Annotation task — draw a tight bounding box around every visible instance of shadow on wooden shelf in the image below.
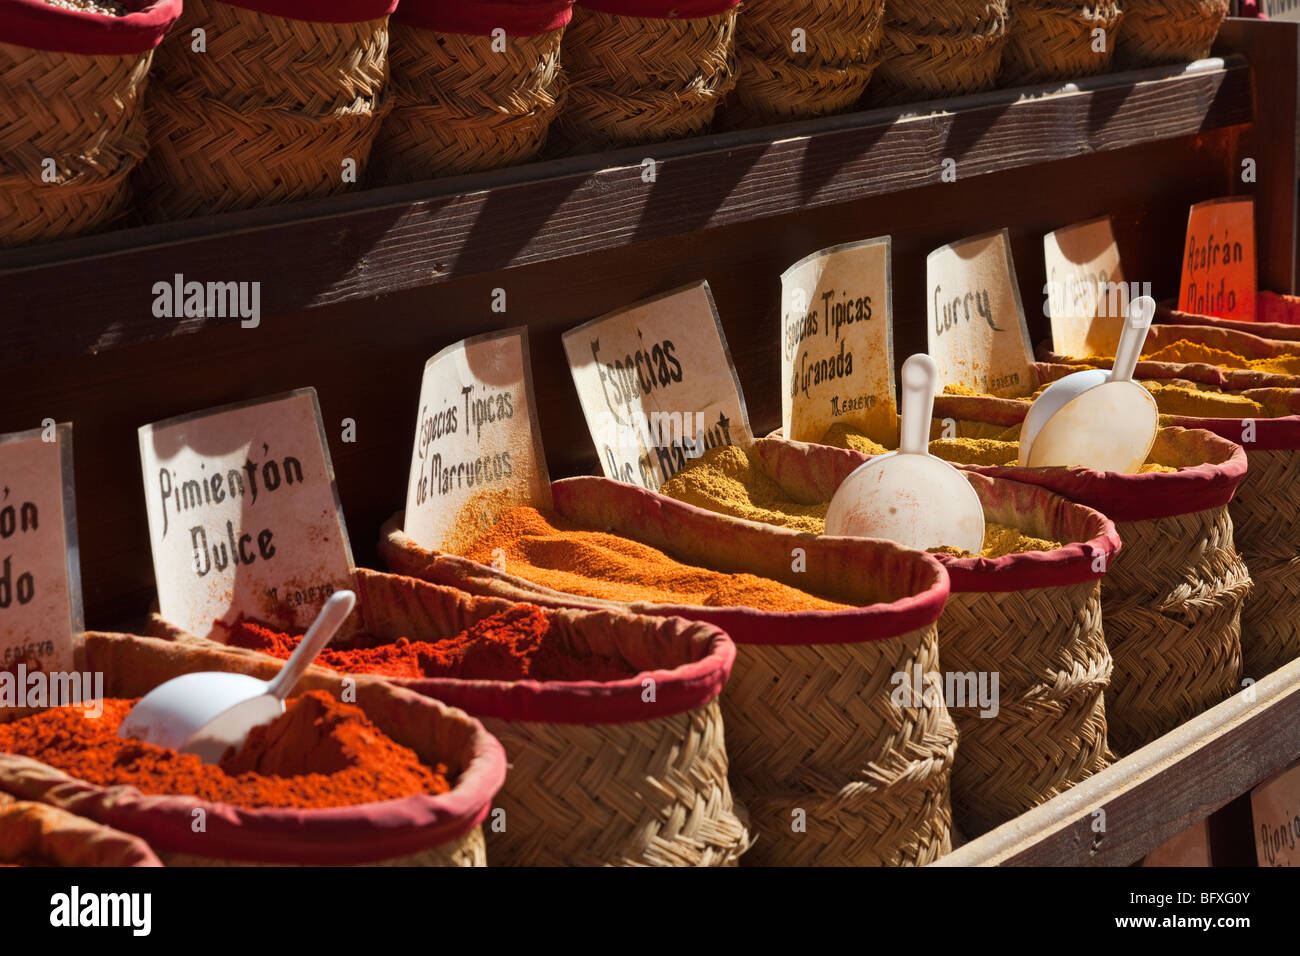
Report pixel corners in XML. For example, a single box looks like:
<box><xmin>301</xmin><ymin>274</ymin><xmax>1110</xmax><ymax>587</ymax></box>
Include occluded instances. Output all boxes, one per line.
<box><xmin>935</xmin><ymin>654</ymin><xmax>1300</xmax><ymax>867</ymax></box>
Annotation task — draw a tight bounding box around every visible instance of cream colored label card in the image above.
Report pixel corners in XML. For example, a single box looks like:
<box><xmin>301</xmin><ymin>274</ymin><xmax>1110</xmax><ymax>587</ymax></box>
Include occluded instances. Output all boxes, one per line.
<box><xmin>0</xmin><ymin>424</ymin><xmax>81</xmax><ymax>676</ymax></box>
<box><xmin>1253</xmin><ymin>761</ymin><xmax>1300</xmax><ymax>867</ymax></box>
<box><xmin>563</xmin><ymin>281</ymin><xmax>754</xmax><ymax>491</ymax></box>
<box><xmin>781</xmin><ymin>237</ymin><xmax>897</xmax><ymax>444</ymax></box>
<box><xmin>404</xmin><ymin>327</ymin><xmax>552</xmax><ymax>553</ymax></box>
<box><xmin>927</xmin><ymin>229</ymin><xmax>1036</xmax><ymax>397</ymax></box>
<box><xmin>1179</xmin><ymin>197</ymin><xmax>1257</xmax><ymax>321</ymax></box>
<box><xmin>1045</xmin><ymin>216</ymin><xmax>1127</xmax><ymax>358</ymax></box>
<box><xmin>139</xmin><ymin>389</ymin><xmax>353</xmax><ymax>639</ymax></box>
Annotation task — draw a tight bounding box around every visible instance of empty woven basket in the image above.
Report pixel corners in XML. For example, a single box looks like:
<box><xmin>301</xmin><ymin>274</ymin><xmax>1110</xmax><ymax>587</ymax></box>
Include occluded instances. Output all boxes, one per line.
<box><xmin>1002</xmin><ymin>1</ymin><xmax>1125</xmax><ymax>85</ymax></box>
<box><xmin>1115</xmin><ymin>0</ymin><xmax>1229</xmax><ymax>66</ymax></box>
<box><xmin>138</xmin><ymin>0</ymin><xmax>394</xmax><ymax>220</ymax></box>
<box><xmin>555</xmin><ymin>0</ymin><xmax>740</xmax><ymax>151</ymax></box>
<box><xmin>870</xmin><ymin>0</ymin><xmax>1009</xmax><ymax>104</ymax></box>
<box><xmin>371</xmin><ymin>1</ymin><xmax>572</xmax><ymax>182</ymax></box>
<box><xmin>725</xmin><ymin>0</ymin><xmax>887</xmax><ymax>126</ymax></box>
<box><xmin>0</xmin><ymin>0</ymin><xmax>181</xmax><ymax>247</ymax></box>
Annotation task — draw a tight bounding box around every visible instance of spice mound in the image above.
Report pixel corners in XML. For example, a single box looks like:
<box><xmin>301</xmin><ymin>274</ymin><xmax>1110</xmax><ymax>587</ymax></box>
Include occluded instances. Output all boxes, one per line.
<box><xmin>929</xmin><ymin>524</ymin><xmax>1062</xmax><ymax>559</ymax></box>
<box><xmin>460</xmin><ymin>505</ymin><xmax>850</xmax><ymax>611</ymax></box>
<box><xmin>1142</xmin><ymin>340</ymin><xmax>1300</xmax><ymax>376</ymax></box>
<box><xmin>659</xmin><ymin>444</ymin><xmax>1062</xmax><ymax>557</ymax></box>
<box><xmin>818</xmin><ymin>423</ymin><xmax>891</xmax><ymax>457</ymax></box>
<box><xmin>661</xmin><ymin>444</ymin><xmax>829</xmax><ymax>534</ymax></box>
<box><xmin>0</xmin><ymin>691</ymin><xmax>451</xmax><ymax>809</ymax></box>
<box><xmin>41</xmin><ymin>0</ymin><xmax>128</xmax><ymax>14</ymax></box>
<box><xmin>821</xmin><ymin>421</ymin><xmax>1174</xmax><ymax>474</ymax></box>
<box><xmin>220</xmin><ymin>605</ymin><xmax>635</xmax><ymax>682</ymax></box>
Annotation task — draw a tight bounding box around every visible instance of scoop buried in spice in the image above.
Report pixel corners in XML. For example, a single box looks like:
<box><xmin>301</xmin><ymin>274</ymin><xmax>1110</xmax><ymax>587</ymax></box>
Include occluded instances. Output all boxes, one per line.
<box><xmin>825</xmin><ymin>354</ymin><xmax>985</xmax><ymax>553</ymax></box>
<box><xmin>1019</xmin><ymin>295</ymin><xmax>1159</xmax><ymax>472</ymax></box>
<box><xmin>118</xmin><ymin>590</ymin><xmax>356</xmax><ymax>764</ymax></box>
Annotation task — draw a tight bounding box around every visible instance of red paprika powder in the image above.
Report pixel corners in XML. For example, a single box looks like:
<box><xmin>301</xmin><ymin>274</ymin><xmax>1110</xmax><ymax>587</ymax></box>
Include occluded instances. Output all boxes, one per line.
<box><xmin>219</xmin><ymin>603</ymin><xmax>635</xmax><ymax>682</ymax></box>
<box><xmin>0</xmin><ymin>691</ymin><xmax>450</xmax><ymax>810</ymax></box>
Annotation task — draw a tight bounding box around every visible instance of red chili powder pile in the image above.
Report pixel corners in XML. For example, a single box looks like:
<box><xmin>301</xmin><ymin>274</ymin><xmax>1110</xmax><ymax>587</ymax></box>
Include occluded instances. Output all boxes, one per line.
<box><xmin>0</xmin><ymin>691</ymin><xmax>450</xmax><ymax>810</ymax></box>
<box><xmin>219</xmin><ymin>604</ymin><xmax>635</xmax><ymax>682</ymax></box>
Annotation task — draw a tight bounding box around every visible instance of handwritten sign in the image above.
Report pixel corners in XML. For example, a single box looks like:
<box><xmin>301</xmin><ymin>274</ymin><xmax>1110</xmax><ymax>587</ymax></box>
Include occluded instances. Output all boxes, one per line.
<box><xmin>139</xmin><ymin>389</ymin><xmax>354</xmax><ymax>640</ymax></box>
<box><xmin>0</xmin><ymin>424</ymin><xmax>81</xmax><ymax>676</ymax></box>
<box><xmin>1260</xmin><ymin>0</ymin><xmax>1300</xmax><ymax>23</ymax></box>
<box><xmin>781</xmin><ymin>237</ymin><xmax>897</xmax><ymax>445</ymax></box>
<box><xmin>1044</xmin><ymin>216</ymin><xmax>1127</xmax><ymax>358</ymax></box>
<box><xmin>563</xmin><ymin>281</ymin><xmax>754</xmax><ymax>491</ymax></box>
<box><xmin>1253</xmin><ymin>761</ymin><xmax>1300</xmax><ymax>867</ymax></box>
<box><xmin>1179</xmin><ymin>197</ymin><xmax>1256</xmax><ymax>321</ymax></box>
<box><xmin>927</xmin><ymin>229</ymin><xmax>1035</xmax><ymax>397</ymax></box>
<box><xmin>404</xmin><ymin>327</ymin><xmax>552</xmax><ymax>553</ymax></box>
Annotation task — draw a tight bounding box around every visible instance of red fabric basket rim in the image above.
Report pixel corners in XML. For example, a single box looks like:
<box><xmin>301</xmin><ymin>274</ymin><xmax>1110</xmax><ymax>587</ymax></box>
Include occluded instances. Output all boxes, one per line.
<box><xmin>576</xmin><ymin>0</ymin><xmax>741</xmax><ymax>18</ymax></box>
<box><xmin>350</xmin><ymin>569</ymin><xmax>738</xmax><ymax>724</ymax></box>
<box><xmin>395</xmin><ymin>0</ymin><xmax>574</xmax><ymax>35</ymax></box>
<box><xmin>0</xmin><ymin>0</ymin><xmax>182</xmax><ymax>54</ymax></box>
<box><xmin>381</xmin><ymin>510</ymin><xmax>950</xmax><ymax>647</ymax></box>
<box><xmin>204</xmin><ymin>0</ymin><xmax>398</xmax><ymax>24</ymax></box>
<box><xmin>0</xmin><ymin>674</ymin><xmax>506</xmax><ymax>865</ymax></box>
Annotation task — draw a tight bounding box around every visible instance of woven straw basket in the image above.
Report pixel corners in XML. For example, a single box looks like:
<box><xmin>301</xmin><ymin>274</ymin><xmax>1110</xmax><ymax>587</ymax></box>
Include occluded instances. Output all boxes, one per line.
<box><xmin>0</xmin><ymin>0</ymin><xmax>181</xmax><ymax>247</ymax></box>
<box><xmin>928</xmin><ymin>391</ymin><xmax>1251</xmax><ymax>755</ymax></box>
<box><xmin>1115</xmin><ymin>0</ymin><xmax>1229</xmax><ymax>66</ymax></box>
<box><xmin>870</xmin><ymin>0</ymin><xmax>1009</xmax><ymax>104</ymax></box>
<box><xmin>139</xmin><ymin>0</ymin><xmax>393</xmax><ymax>219</ymax></box>
<box><xmin>724</xmin><ymin>0</ymin><xmax>886</xmax><ymax>126</ymax></box>
<box><xmin>380</xmin><ymin>479</ymin><xmax>956</xmax><ymax>866</ymax></box>
<box><xmin>555</xmin><ymin>0</ymin><xmax>740</xmax><ymax>151</ymax></box>
<box><xmin>371</xmin><ymin>1</ymin><xmax>572</xmax><ymax>182</ymax></box>
<box><xmin>1044</xmin><ymin>345</ymin><xmax>1300</xmax><ymax>680</ymax></box>
<box><xmin>0</xmin><ymin>630</ymin><xmax>504</xmax><ymax>866</ymax></box>
<box><xmin>1001</xmin><ymin>1</ymin><xmax>1124</xmax><ymax>85</ymax></box>
<box><xmin>157</xmin><ymin>568</ymin><xmax>751</xmax><ymax>867</ymax></box>
<box><xmin>0</xmin><ymin>797</ymin><xmax>162</xmax><ymax>866</ymax></box>
<box><xmin>747</xmin><ymin>437</ymin><xmax>1121</xmax><ymax>834</ymax></box>
<box><xmin>1144</xmin><ymin>302</ymin><xmax>1300</xmax><ymax>676</ymax></box>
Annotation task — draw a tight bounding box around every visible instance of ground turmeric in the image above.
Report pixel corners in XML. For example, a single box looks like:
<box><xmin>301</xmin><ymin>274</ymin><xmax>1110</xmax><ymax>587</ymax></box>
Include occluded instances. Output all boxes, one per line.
<box><xmin>660</xmin><ymin>445</ymin><xmax>1061</xmax><ymax>557</ymax></box>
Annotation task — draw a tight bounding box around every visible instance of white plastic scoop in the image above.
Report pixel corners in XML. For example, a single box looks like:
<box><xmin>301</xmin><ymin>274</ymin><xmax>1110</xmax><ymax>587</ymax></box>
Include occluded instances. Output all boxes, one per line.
<box><xmin>825</xmin><ymin>354</ymin><xmax>985</xmax><ymax>553</ymax></box>
<box><xmin>118</xmin><ymin>589</ymin><xmax>357</xmax><ymax>764</ymax></box>
<box><xmin>1018</xmin><ymin>295</ymin><xmax>1159</xmax><ymax>472</ymax></box>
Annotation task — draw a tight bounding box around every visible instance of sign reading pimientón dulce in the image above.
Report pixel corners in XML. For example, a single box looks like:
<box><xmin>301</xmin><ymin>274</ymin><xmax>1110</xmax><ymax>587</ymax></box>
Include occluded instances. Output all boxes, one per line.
<box><xmin>139</xmin><ymin>389</ymin><xmax>353</xmax><ymax>639</ymax></box>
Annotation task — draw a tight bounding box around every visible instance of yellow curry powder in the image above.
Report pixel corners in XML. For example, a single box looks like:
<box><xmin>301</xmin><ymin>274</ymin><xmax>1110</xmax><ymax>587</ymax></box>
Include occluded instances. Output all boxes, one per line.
<box><xmin>819</xmin><ymin>423</ymin><xmax>1175</xmax><ymax>474</ymax></box>
<box><xmin>929</xmin><ymin>522</ymin><xmax>1061</xmax><ymax>559</ymax></box>
<box><xmin>818</xmin><ymin>422</ymin><xmax>890</xmax><ymax>458</ymax></box>
<box><xmin>660</xmin><ymin>445</ymin><xmax>1062</xmax><ymax>557</ymax></box>
<box><xmin>1143</xmin><ymin>340</ymin><xmax>1300</xmax><ymax>376</ymax></box>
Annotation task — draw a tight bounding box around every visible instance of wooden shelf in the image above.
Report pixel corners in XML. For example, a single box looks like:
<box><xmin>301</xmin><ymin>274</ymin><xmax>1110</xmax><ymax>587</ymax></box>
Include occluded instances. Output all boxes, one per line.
<box><xmin>936</xmin><ymin>656</ymin><xmax>1300</xmax><ymax>866</ymax></box>
<box><xmin>0</xmin><ymin>54</ymin><xmax>1257</xmax><ymax>370</ymax></box>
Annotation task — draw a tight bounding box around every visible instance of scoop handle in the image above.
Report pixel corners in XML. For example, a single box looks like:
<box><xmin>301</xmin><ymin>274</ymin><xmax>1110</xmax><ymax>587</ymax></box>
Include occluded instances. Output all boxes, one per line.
<box><xmin>265</xmin><ymin>589</ymin><xmax>357</xmax><ymax>701</ymax></box>
<box><xmin>1112</xmin><ymin>295</ymin><xmax>1155</xmax><ymax>383</ymax></box>
<box><xmin>899</xmin><ymin>354</ymin><xmax>938</xmax><ymax>455</ymax></box>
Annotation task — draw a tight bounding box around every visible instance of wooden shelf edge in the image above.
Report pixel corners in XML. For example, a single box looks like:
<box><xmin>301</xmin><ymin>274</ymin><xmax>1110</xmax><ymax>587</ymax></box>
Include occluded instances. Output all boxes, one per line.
<box><xmin>0</xmin><ymin>57</ymin><xmax>1252</xmax><ymax>369</ymax></box>
<box><xmin>934</xmin><ymin>655</ymin><xmax>1300</xmax><ymax>867</ymax></box>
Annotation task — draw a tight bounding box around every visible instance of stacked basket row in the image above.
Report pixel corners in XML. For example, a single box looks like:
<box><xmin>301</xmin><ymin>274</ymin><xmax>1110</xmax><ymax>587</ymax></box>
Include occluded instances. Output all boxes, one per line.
<box><xmin>0</xmin><ymin>0</ymin><xmax>1232</xmax><ymax>245</ymax></box>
